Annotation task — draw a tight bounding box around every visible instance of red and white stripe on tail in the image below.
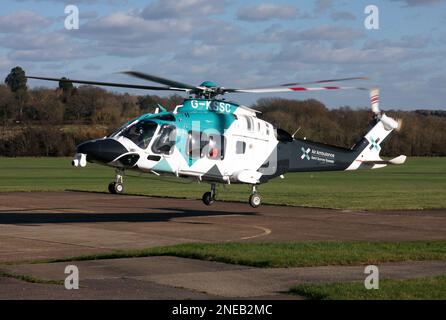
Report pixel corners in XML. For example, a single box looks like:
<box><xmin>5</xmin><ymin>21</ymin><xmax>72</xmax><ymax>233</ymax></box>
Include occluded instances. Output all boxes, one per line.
<box><xmin>370</xmin><ymin>88</ymin><xmax>380</xmax><ymax>115</ymax></box>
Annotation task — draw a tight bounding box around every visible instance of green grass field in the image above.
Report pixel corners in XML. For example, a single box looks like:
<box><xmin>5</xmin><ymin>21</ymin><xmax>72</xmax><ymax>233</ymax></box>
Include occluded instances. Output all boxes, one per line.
<box><xmin>39</xmin><ymin>241</ymin><xmax>446</xmax><ymax>300</ymax></box>
<box><xmin>34</xmin><ymin>241</ymin><xmax>446</xmax><ymax>268</ymax></box>
<box><xmin>4</xmin><ymin>241</ymin><xmax>446</xmax><ymax>299</ymax></box>
<box><xmin>0</xmin><ymin>157</ymin><xmax>445</xmax><ymax>210</ymax></box>
<box><xmin>289</xmin><ymin>276</ymin><xmax>446</xmax><ymax>300</ymax></box>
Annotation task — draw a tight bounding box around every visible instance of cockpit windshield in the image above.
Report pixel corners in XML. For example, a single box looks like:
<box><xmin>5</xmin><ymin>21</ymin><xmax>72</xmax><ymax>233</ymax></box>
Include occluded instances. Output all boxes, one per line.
<box><xmin>121</xmin><ymin>120</ymin><xmax>158</xmax><ymax>149</ymax></box>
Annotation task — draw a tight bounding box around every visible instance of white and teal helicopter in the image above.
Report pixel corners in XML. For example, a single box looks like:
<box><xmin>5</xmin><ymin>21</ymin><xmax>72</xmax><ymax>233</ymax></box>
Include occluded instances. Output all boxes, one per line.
<box><xmin>28</xmin><ymin>72</ymin><xmax>406</xmax><ymax>208</ymax></box>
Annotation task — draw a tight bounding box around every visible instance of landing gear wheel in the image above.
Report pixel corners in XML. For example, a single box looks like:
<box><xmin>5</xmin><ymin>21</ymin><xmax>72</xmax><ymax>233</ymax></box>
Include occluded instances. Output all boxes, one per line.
<box><xmin>202</xmin><ymin>192</ymin><xmax>214</xmax><ymax>206</ymax></box>
<box><xmin>108</xmin><ymin>182</ymin><xmax>116</xmax><ymax>194</ymax></box>
<box><xmin>249</xmin><ymin>193</ymin><xmax>262</xmax><ymax>208</ymax></box>
<box><xmin>108</xmin><ymin>182</ymin><xmax>124</xmax><ymax>194</ymax></box>
<box><xmin>114</xmin><ymin>183</ymin><xmax>124</xmax><ymax>194</ymax></box>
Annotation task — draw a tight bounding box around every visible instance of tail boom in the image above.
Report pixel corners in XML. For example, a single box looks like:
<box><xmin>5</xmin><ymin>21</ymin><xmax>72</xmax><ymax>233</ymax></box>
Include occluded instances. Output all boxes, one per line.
<box><xmin>260</xmin><ymin>111</ymin><xmax>405</xmax><ymax>180</ymax></box>
<box><xmin>258</xmin><ymin>88</ymin><xmax>406</xmax><ymax>182</ymax></box>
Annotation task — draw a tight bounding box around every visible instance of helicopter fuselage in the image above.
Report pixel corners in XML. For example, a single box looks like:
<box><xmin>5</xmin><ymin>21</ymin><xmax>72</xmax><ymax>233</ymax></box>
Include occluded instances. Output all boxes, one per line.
<box><xmin>75</xmin><ymin>98</ymin><xmax>280</xmax><ymax>185</ymax></box>
<box><xmin>74</xmin><ymin>96</ymin><xmax>403</xmax><ymax>191</ymax></box>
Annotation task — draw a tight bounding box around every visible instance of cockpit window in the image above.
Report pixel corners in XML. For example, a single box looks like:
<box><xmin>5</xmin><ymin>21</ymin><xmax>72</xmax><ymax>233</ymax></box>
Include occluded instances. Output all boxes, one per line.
<box><xmin>152</xmin><ymin>124</ymin><xmax>176</xmax><ymax>155</ymax></box>
<box><xmin>108</xmin><ymin>121</ymin><xmax>134</xmax><ymax>138</ymax></box>
<box><xmin>121</xmin><ymin>120</ymin><xmax>158</xmax><ymax>149</ymax></box>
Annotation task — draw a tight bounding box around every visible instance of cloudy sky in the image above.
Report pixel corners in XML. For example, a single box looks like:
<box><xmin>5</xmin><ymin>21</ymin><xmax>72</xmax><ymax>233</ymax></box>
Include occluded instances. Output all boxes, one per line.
<box><xmin>0</xmin><ymin>0</ymin><xmax>445</xmax><ymax>109</ymax></box>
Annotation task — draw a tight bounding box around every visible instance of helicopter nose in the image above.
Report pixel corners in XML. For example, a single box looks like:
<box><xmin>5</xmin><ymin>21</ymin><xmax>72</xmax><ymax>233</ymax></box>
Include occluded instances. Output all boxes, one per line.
<box><xmin>76</xmin><ymin>139</ymin><xmax>128</xmax><ymax>164</ymax></box>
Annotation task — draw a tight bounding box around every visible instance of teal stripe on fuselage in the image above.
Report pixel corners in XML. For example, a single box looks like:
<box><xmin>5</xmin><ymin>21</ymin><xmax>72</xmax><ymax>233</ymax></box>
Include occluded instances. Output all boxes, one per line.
<box><xmin>176</xmin><ymin>99</ymin><xmax>238</xmax><ymax>166</ymax></box>
<box><xmin>175</xmin><ymin>112</ymin><xmax>236</xmax><ymax>166</ymax></box>
<box><xmin>136</xmin><ymin>99</ymin><xmax>238</xmax><ymax>167</ymax></box>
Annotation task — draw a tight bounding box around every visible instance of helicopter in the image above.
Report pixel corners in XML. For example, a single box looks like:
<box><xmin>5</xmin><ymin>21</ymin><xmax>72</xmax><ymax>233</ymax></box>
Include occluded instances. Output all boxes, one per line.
<box><xmin>27</xmin><ymin>72</ymin><xmax>406</xmax><ymax>208</ymax></box>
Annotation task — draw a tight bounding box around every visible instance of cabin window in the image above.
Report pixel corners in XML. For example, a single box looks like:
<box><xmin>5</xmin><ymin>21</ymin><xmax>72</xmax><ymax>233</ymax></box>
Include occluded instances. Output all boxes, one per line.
<box><xmin>186</xmin><ymin>131</ymin><xmax>203</xmax><ymax>158</ymax></box>
<box><xmin>152</xmin><ymin>124</ymin><xmax>176</xmax><ymax>154</ymax></box>
<box><xmin>202</xmin><ymin>133</ymin><xmax>225</xmax><ymax>159</ymax></box>
<box><xmin>236</xmin><ymin>141</ymin><xmax>246</xmax><ymax>154</ymax></box>
<box><xmin>187</xmin><ymin>131</ymin><xmax>225</xmax><ymax>159</ymax></box>
<box><xmin>266</xmin><ymin>123</ymin><xmax>270</xmax><ymax>136</ymax></box>
<box><xmin>242</xmin><ymin>116</ymin><xmax>254</xmax><ymax>131</ymax></box>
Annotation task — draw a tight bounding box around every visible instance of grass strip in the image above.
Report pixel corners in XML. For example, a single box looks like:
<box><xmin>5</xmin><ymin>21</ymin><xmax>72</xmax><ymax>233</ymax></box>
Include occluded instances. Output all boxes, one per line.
<box><xmin>0</xmin><ymin>270</ymin><xmax>63</xmax><ymax>285</ymax></box>
<box><xmin>289</xmin><ymin>275</ymin><xmax>446</xmax><ymax>300</ymax></box>
<box><xmin>25</xmin><ymin>241</ymin><xmax>446</xmax><ymax>268</ymax></box>
<box><xmin>1</xmin><ymin>157</ymin><xmax>446</xmax><ymax>210</ymax></box>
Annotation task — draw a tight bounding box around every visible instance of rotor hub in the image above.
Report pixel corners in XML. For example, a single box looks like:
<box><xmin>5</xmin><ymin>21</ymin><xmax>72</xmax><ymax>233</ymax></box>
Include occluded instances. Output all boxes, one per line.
<box><xmin>199</xmin><ymin>81</ymin><xmax>218</xmax><ymax>88</ymax></box>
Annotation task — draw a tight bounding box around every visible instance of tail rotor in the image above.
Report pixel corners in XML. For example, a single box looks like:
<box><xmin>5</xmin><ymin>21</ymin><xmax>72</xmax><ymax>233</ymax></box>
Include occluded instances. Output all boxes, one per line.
<box><xmin>369</xmin><ymin>88</ymin><xmax>381</xmax><ymax>116</ymax></box>
<box><xmin>369</xmin><ymin>88</ymin><xmax>402</xmax><ymax>131</ymax></box>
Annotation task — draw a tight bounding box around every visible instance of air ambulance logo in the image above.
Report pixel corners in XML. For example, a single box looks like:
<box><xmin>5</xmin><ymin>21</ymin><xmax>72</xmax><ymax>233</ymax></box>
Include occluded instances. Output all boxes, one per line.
<box><xmin>368</xmin><ymin>136</ymin><xmax>381</xmax><ymax>151</ymax></box>
<box><xmin>301</xmin><ymin>147</ymin><xmax>311</xmax><ymax>160</ymax></box>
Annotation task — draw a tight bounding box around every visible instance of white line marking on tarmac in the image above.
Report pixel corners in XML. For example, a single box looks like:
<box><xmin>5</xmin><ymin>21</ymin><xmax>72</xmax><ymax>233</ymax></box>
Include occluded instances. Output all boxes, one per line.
<box><xmin>240</xmin><ymin>226</ymin><xmax>272</xmax><ymax>240</ymax></box>
<box><xmin>171</xmin><ymin>217</ymin><xmax>272</xmax><ymax>242</ymax></box>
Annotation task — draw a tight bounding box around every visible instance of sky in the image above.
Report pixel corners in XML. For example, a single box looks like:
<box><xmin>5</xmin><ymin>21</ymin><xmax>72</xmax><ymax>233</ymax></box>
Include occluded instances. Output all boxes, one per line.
<box><xmin>0</xmin><ymin>0</ymin><xmax>445</xmax><ymax>110</ymax></box>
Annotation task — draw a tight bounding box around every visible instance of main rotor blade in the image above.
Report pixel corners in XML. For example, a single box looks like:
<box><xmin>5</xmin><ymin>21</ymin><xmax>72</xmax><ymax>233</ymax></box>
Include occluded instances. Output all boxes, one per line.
<box><xmin>122</xmin><ymin>71</ymin><xmax>197</xmax><ymax>90</ymax></box>
<box><xmin>26</xmin><ymin>76</ymin><xmax>189</xmax><ymax>92</ymax></box>
<box><xmin>231</xmin><ymin>86</ymin><xmax>369</xmax><ymax>94</ymax></box>
<box><xmin>224</xmin><ymin>76</ymin><xmax>368</xmax><ymax>92</ymax></box>
<box><xmin>279</xmin><ymin>76</ymin><xmax>368</xmax><ymax>87</ymax></box>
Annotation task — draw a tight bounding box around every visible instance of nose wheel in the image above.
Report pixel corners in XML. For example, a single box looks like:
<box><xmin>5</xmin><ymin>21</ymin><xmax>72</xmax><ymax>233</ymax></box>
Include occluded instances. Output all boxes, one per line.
<box><xmin>108</xmin><ymin>169</ymin><xmax>124</xmax><ymax>194</ymax></box>
<box><xmin>202</xmin><ymin>183</ymin><xmax>216</xmax><ymax>206</ymax></box>
<box><xmin>249</xmin><ymin>193</ymin><xmax>262</xmax><ymax>208</ymax></box>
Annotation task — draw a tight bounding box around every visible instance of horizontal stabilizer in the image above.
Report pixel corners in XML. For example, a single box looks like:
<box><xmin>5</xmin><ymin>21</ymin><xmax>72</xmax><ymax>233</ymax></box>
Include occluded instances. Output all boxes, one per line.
<box><xmin>362</xmin><ymin>155</ymin><xmax>407</xmax><ymax>165</ymax></box>
<box><xmin>389</xmin><ymin>155</ymin><xmax>407</xmax><ymax>165</ymax></box>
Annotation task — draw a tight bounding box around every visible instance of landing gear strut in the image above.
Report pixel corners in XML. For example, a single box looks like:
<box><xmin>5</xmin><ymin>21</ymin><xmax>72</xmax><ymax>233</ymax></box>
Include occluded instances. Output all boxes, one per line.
<box><xmin>249</xmin><ymin>185</ymin><xmax>262</xmax><ymax>208</ymax></box>
<box><xmin>200</xmin><ymin>183</ymin><xmax>262</xmax><ymax>207</ymax></box>
<box><xmin>108</xmin><ymin>169</ymin><xmax>124</xmax><ymax>194</ymax></box>
<box><xmin>202</xmin><ymin>183</ymin><xmax>216</xmax><ymax>206</ymax></box>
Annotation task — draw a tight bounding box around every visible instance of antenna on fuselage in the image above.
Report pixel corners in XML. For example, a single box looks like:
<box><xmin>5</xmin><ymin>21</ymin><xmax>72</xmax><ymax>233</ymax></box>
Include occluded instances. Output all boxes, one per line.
<box><xmin>291</xmin><ymin>127</ymin><xmax>301</xmax><ymax>139</ymax></box>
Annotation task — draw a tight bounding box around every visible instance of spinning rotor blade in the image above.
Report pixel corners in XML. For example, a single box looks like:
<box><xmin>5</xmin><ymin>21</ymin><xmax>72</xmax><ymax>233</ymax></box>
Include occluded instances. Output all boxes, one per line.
<box><xmin>369</xmin><ymin>88</ymin><xmax>381</xmax><ymax>115</ymax></box>
<box><xmin>28</xmin><ymin>73</ymin><xmax>371</xmax><ymax>97</ymax></box>
<box><xmin>225</xmin><ymin>76</ymin><xmax>368</xmax><ymax>93</ymax></box>
<box><xmin>121</xmin><ymin>71</ymin><xmax>197</xmax><ymax>90</ymax></box>
<box><xmin>279</xmin><ymin>76</ymin><xmax>368</xmax><ymax>87</ymax></box>
<box><xmin>231</xmin><ymin>86</ymin><xmax>368</xmax><ymax>94</ymax></box>
<box><xmin>26</xmin><ymin>76</ymin><xmax>189</xmax><ymax>92</ymax></box>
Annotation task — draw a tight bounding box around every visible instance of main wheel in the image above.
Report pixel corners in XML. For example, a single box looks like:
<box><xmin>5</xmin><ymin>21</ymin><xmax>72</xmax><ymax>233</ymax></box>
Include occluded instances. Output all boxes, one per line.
<box><xmin>202</xmin><ymin>192</ymin><xmax>214</xmax><ymax>206</ymax></box>
<box><xmin>249</xmin><ymin>193</ymin><xmax>261</xmax><ymax>208</ymax></box>
<box><xmin>108</xmin><ymin>182</ymin><xmax>116</xmax><ymax>194</ymax></box>
<box><xmin>114</xmin><ymin>183</ymin><xmax>124</xmax><ymax>194</ymax></box>
<box><xmin>108</xmin><ymin>182</ymin><xmax>124</xmax><ymax>194</ymax></box>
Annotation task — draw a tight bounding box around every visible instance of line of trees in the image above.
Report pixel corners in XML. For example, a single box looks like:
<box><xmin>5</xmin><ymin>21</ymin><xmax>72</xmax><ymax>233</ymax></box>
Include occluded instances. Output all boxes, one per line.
<box><xmin>1</xmin><ymin>66</ymin><xmax>445</xmax><ymax>157</ymax></box>
<box><xmin>256</xmin><ymin>98</ymin><xmax>446</xmax><ymax>157</ymax></box>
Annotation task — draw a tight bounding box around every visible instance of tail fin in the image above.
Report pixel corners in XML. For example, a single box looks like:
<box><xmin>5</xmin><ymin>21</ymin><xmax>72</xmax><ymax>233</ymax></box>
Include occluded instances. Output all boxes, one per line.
<box><xmin>346</xmin><ymin>88</ymin><xmax>405</xmax><ymax>170</ymax></box>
